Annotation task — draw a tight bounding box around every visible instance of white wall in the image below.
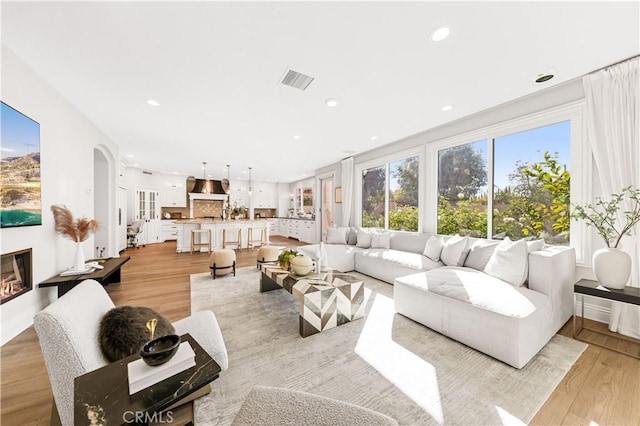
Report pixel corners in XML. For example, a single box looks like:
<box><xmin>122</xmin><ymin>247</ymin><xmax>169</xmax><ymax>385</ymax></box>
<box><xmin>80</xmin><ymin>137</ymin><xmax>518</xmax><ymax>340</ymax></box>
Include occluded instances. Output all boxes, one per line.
<box><xmin>1</xmin><ymin>46</ymin><xmax>119</xmax><ymax>345</ymax></box>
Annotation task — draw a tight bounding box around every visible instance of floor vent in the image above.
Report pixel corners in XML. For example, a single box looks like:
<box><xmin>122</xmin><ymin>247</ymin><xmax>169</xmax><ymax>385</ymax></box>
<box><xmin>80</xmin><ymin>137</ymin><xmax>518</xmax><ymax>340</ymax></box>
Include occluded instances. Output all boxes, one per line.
<box><xmin>280</xmin><ymin>69</ymin><xmax>314</xmax><ymax>91</ymax></box>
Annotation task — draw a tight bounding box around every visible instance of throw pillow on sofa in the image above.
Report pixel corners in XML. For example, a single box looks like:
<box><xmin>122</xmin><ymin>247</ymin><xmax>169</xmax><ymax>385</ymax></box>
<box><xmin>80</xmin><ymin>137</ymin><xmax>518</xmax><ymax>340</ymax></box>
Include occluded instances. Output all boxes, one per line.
<box><xmin>326</xmin><ymin>227</ymin><xmax>348</xmax><ymax>244</ymax></box>
<box><xmin>526</xmin><ymin>239</ymin><xmax>545</xmax><ymax>253</ymax></box>
<box><xmin>464</xmin><ymin>240</ymin><xmax>500</xmax><ymax>271</ymax></box>
<box><xmin>423</xmin><ymin>235</ymin><xmax>444</xmax><ymax>262</ymax></box>
<box><xmin>483</xmin><ymin>237</ymin><xmax>528</xmax><ymax>286</ymax></box>
<box><xmin>99</xmin><ymin>306</ymin><xmax>175</xmax><ymax>362</ymax></box>
<box><xmin>347</xmin><ymin>227</ymin><xmax>358</xmax><ymax>245</ymax></box>
<box><xmin>440</xmin><ymin>235</ymin><xmax>469</xmax><ymax>266</ymax></box>
<box><xmin>371</xmin><ymin>231</ymin><xmax>391</xmax><ymax>249</ymax></box>
<box><xmin>356</xmin><ymin>227</ymin><xmax>373</xmax><ymax>248</ymax></box>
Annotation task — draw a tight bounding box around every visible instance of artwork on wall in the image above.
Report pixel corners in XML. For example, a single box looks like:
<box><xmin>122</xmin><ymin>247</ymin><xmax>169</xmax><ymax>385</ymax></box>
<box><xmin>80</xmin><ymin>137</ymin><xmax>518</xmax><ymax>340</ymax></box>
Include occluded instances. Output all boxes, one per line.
<box><xmin>1</xmin><ymin>102</ymin><xmax>41</xmax><ymax>228</ymax></box>
<box><xmin>335</xmin><ymin>187</ymin><xmax>342</xmax><ymax>203</ymax></box>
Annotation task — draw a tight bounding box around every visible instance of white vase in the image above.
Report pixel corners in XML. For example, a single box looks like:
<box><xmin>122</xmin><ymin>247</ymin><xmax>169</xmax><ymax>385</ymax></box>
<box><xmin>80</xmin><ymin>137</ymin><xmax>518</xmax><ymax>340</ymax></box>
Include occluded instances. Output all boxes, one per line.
<box><xmin>74</xmin><ymin>242</ymin><xmax>86</xmax><ymax>271</ymax></box>
<box><xmin>592</xmin><ymin>247</ymin><xmax>631</xmax><ymax>289</ymax></box>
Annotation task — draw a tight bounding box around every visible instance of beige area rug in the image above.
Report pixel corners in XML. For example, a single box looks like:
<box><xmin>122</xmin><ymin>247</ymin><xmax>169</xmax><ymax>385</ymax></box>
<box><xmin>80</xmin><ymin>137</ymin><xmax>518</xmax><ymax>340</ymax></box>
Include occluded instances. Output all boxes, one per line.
<box><xmin>190</xmin><ymin>267</ymin><xmax>586</xmax><ymax>425</ymax></box>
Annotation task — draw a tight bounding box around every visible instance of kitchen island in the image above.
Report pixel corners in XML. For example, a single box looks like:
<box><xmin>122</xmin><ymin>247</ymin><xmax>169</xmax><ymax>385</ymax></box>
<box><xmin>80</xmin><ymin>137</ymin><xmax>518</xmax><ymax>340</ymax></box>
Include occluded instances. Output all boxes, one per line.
<box><xmin>174</xmin><ymin>219</ymin><xmax>269</xmax><ymax>253</ymax></box>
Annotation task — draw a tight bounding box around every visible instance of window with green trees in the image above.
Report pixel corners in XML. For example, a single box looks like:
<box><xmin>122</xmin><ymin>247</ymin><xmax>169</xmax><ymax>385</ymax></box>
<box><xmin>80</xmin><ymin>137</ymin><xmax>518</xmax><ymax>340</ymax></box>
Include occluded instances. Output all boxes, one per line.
<box><xmin>362</xmin><ymin>155</ymin><xmax>419</xmax><ymax>231</ymax></box>
<box><xmin>437</xmin><ymin>120</ymin><xmax>571</xmax><ymax>244</ymax></box>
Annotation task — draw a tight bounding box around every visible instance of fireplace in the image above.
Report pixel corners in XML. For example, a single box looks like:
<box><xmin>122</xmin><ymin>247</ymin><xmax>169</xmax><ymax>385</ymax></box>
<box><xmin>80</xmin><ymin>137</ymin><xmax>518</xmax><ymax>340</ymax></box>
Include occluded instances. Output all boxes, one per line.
<box><xmin>1</xmin><ymin>248</ymin><xmax>32</xmax><ymax>304</ymax></box>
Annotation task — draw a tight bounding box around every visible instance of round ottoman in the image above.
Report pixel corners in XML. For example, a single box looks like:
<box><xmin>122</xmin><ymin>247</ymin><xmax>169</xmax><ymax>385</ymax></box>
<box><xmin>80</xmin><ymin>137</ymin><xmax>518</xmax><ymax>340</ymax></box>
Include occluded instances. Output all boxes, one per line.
<box><xmin>209</xmin><ymin>249</ymin><xmax>236</xmax><ymax>279</ymax></box>
<box><xmin>256</xmin><ymin>246</ymin><xmax>280</xmax><ymax>269</ymax></box>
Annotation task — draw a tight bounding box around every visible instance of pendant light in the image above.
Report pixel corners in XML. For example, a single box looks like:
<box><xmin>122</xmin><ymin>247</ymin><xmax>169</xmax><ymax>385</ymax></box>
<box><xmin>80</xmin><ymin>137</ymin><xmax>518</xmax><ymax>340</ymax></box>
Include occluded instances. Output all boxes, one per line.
<box><xmin>222</xmin><ymin>165</ymin><xmax>231</xmax><ymax>194</ymax></box>
<box><xmin>248</xmin><ymin>167</ymin><xmax>252</xmax><ymax>196</ymax></box>
<box><xmin>201</xmin><ymin>161</ymin><xmax>209</xmax><ymax>193</ymax></box>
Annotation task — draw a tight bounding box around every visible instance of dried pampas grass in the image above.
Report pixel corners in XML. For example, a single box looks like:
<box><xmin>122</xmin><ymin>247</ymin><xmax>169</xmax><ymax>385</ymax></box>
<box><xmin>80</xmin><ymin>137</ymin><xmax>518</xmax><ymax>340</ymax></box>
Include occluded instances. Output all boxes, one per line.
<box><xmin>51</xmin><ymin>205</ymin><xmax>99</xmax><ymax>242</ymax></box>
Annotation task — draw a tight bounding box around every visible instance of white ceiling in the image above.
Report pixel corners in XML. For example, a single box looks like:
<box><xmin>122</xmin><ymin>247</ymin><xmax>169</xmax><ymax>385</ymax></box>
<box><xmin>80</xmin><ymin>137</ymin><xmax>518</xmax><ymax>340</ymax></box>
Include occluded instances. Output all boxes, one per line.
<box><xmin>2</xmin><ymin>1</ymin><xmax>638</xmax><ymax>182</ymax></box>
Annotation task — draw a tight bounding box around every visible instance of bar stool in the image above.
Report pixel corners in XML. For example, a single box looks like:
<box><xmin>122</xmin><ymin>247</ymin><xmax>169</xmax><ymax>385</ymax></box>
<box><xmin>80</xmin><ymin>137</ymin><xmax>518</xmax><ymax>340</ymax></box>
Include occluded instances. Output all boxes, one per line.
<box><xmin>222</xmin><ymin>226</ymin><xmax>242</xmax><ymax>249</ymax></box>
<box><xmin>190</xmin><ymin>229</ymin><xmax>212</xmax><ymax>254</ymax></box>
<box><xmin>248</xmin><ymin>224</ymin><xmax>266</xmax><ymax>249</ymax></box>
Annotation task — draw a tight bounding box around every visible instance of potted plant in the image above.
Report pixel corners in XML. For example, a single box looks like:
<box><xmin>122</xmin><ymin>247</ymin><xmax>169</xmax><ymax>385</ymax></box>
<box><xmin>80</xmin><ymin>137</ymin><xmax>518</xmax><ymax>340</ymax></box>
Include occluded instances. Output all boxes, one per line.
<box><xmin>277</xmin><ymin>249</ymin><xmax>298</xmax><ymax>271</ymax></box>
<box><xmin>572</xmin><ymin>186</ymin><xmax>640</xmax><ymax>289</ymax></box>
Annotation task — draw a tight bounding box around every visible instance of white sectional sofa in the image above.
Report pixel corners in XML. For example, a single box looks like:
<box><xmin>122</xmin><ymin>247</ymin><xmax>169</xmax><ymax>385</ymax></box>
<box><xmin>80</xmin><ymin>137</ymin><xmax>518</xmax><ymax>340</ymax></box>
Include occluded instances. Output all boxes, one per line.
<box><xmin>298</xmin><ymin>228</ymin><xmax>575</xmax><ymax>369</ymax></box>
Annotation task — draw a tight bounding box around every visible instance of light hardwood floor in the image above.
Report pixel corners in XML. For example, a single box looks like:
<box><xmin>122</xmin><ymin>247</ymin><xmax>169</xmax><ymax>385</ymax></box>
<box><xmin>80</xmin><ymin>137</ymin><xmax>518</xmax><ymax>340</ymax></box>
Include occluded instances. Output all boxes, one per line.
<box><xmin>1</xmin><ymin>237</ymin><xmax>639</xmax><ymax>425</ymax></box>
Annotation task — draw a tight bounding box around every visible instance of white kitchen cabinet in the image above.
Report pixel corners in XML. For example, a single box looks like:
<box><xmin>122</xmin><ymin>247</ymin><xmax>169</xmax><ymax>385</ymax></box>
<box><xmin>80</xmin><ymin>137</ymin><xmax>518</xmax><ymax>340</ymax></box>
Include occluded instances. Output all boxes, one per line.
<box><xmin>299</xmin><ymin>220</ymin><xmax>316</xmax><ymax>243</ymax></box>
<box><xmin>267</xmin><ymin>218</ymin><xmax>279</xmax><ymax>238</ymax></box>
<box><xmin>118</xmin><ymin>161</ymin><xmax>127</xmax><ymax>189</ymax></box>
<box><xmin>161</xmin><ymin>175</ymin><xmax>187</xmax><ymax>207</ymax></box>
<box><xmin>161</xmin><ymin>220</ymin><xmax>179</xmax><ymax>241</ymax></box>
<box><xmin>252</xmin><ymin>182</ymin><xmax>277</xmax><ymax>208</ymax></box>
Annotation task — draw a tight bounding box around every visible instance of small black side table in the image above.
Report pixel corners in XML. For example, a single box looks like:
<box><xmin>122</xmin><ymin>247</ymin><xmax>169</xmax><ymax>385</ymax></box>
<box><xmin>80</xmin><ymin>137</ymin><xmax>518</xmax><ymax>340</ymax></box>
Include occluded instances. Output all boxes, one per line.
<box><xmin>74</xmin><ymin>333</ymin><xmax>221</xmax><ymax>425</ymax></box>
<box><xmin>573</xmin><ymin>279</ymin><xmax>640</xmax><ymax>359</ymax></box>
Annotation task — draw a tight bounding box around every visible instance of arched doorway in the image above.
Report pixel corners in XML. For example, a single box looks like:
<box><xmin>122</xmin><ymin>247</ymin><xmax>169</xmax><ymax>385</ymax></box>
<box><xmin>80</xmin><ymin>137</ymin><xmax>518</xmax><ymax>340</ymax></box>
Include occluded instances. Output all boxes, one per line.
<box><xmin>94</xmin><ymin>146</ymin><xmax>116</xmax><ymax>257</ymax></box>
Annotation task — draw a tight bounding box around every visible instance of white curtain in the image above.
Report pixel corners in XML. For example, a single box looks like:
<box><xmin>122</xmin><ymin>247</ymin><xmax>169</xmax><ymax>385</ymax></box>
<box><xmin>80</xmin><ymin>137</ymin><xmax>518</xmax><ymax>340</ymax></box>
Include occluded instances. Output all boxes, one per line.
<box><xmin>583</xmin><ymin>57</ymin><xmax>640</xmax><ymax>338</ymax></box>
<box><xmin>341</xmin><ymin>157</ymin><xmax>354</xmax><ymax>227</ymax></box>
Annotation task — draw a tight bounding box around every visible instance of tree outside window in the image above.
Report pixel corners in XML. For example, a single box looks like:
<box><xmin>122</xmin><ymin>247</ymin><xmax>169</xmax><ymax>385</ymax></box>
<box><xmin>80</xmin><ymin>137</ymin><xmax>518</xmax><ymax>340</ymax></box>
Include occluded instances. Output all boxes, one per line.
<box><xmin>436</xmin><ymin>121</ymin><xmax>571</xmax><ymax>244</ymax></box>
<box><xmin>362</xmin><ymin>155</ymin><xmax>420</xmax><ymax>231</ymax></box>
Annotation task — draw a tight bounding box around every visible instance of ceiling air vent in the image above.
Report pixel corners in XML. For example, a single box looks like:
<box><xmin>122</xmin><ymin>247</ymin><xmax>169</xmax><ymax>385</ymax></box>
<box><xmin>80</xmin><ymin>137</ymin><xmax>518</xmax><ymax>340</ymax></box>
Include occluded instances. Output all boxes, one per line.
<box><xmin>142</xmin><ymin>171</ymin><xmax>153</xmax><ymax>175</ymax></box>
<box><xmin>280</xmin><ymin>69</ymin><xmax>314</xmax><ymax>91</ymax></box>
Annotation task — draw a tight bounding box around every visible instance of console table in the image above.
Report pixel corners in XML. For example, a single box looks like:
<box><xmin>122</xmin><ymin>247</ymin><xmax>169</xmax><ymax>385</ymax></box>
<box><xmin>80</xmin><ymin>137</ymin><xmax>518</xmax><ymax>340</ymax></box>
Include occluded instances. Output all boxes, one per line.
<box><xmin>39</xmin><ymin>256</ymin><xmax>130</xmax><ymax>297</ymax></box>
<box><xmin>573</xmin><ymin>279</ymin><xmax>640</xmax><ymax>359</ymax></box>
<box><xmin>74</xmin><ymin>334</ymin><xmax>220</xmax><ymax>425</ymax></box>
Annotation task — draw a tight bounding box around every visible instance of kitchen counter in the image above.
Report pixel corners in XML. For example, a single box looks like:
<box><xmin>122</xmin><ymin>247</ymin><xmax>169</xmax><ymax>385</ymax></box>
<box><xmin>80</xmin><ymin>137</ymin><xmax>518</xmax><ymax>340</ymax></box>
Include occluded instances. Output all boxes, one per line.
<box><xmin>278</xmin><ymin>217</ymin><xmax>316</xmax><ymax>221</ymax></box>
<box><xmin>173</xmin><ymin>220</ymin><xmax>270</xmax><ymax>253</ymax></box>
<box><xmin>175</xmin><ymin>218</ymin><xmax>271</xmax><ymax>224</ymax></box>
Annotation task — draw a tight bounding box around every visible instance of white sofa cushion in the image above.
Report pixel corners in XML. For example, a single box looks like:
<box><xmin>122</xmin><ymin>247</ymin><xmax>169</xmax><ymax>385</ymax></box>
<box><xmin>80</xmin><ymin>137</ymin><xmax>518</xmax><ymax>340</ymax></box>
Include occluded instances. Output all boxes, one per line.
<box><xmin>397</xmin><ymin>266</ymin><xmax>537</xmax><ymax>318</ymax></box>
<box><xmin>440</xmin><ymin>235</ymin><xmax>469</xmax><ymax>266</ymax></box>
<box><xmin>484</xmin><ymin>237</ymin><xmax>528</xmax><ymax>286</ymax></box>
<box><xmin>356</xmin><ymin>227</ymin><xmax>373</xmax><ymax>248</ymax></box>
<box><xmin>326</xmin><ymin>227</ymin><xmax>348</xmax><ymax>244</ymax></box>
<box><xmin>464</xmin><ymin>240</ymin><xmax>499</xmax><ymax>271</ymax></box>
<box><xmin>371</xmin><ymin>232</ymin><xmax>391</xmax><ymax>249</ymax></box>
<box><xmin>423</xmin><ymin>235</ymin><xmax>444</xmax><ymax>262</ymax></box>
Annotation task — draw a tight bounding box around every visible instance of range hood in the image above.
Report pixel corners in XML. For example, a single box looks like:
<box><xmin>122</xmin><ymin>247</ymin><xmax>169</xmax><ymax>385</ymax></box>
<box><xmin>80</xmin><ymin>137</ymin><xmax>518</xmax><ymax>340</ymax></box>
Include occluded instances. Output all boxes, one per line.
<box><xmin>190</xmin><ymin>178</ymin><xmax>226</xmax><ymax>195</ymax></box>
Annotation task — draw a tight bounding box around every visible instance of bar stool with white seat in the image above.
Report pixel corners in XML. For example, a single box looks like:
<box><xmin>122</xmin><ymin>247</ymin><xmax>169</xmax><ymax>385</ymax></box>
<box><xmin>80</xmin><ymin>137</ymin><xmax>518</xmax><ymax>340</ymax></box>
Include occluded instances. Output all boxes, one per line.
<box><xmin>191</xmin><ymin>229</ymin><xmax>212</xmax><ymax>254</ymax></box>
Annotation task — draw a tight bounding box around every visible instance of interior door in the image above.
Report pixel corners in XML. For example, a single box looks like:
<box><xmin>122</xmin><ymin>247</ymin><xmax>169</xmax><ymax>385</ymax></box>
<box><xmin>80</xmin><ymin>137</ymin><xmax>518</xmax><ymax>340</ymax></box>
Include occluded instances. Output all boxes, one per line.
<box><xmin>320</xmin><ymin>177</ymin><xmax>333</xmax><ymax>241</ymax></box>
<box><xmin>135</xmin><ymin>188</ymin><xmax>161</xmax><ymax>244</ymax></box>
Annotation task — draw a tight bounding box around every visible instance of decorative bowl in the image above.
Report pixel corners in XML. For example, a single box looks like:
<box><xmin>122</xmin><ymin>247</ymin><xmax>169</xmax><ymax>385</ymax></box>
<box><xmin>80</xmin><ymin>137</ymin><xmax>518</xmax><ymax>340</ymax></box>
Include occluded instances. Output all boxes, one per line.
<box><xmin>140</xmin><ymin>334</ymin><xmax>181</xmax><ymax>366</ymax></box>
<box><xmin>290</xmin><ymin>255</ymin><xmax>313</xmax><ymax>276</ymax></box>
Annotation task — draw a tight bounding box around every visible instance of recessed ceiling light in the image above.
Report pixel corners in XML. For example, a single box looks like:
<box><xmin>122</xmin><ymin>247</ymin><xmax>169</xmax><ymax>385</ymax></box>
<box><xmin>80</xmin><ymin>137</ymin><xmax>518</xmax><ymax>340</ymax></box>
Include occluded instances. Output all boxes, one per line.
<box><xmin>132</xmin><ymin>163</ymin><xmax>140</xmax><ymax>167</ymax></box>
<box><xmin>127</xmin><ymin>154</ymin><xmax>134</xmax><ymax>158</ymax></box>
<box><xmin>441</xmin><ymin>105</ymin><xmax>453</xmax><ymax>112</ymax></box>
<box><xmin>242</xmin><ymin>170</ymin><xmax>247</xmax><ymax>174</ymax></box>
<box><xmin>173</xmin><ymin>171</ymin><xmax>179</xmax><ymax>174</ymax></box>
<box><xmin>431</xmin><ymin>26</ymin><xmax>451</xmax><ymax>42</ymax></box>
<box><xmin>302</xmin><ymin>174</ymin><xmax>307</xmax><ymax>177</ymax></box>
<box><xmin>325</xmin><ymin>98</ymin><xmax>338</xmax><ymax>107</ymax></box>
<box><xmin>293</xmin><ymin>135</ymin><xmax>301</xmax><ymax>140</ymax></box>
<box><xmin>370</xmin><ymin>136</ymin><xmax>378</xmax><ymax>141</ymax></box>
<box><xmin>534</xmin><ymin>67</ymin><xmax>558</xmax><ymax>83</ymax></box>
<box><xmin>146</xmin><ymin>99</ymin><xmax>160</xmax><ymax>107</ymax></box>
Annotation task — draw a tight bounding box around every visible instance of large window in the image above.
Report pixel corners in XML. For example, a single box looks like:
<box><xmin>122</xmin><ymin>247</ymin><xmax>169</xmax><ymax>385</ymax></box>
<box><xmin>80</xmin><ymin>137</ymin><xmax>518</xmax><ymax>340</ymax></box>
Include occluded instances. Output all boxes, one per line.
<box><xmin>362</xmin><ymin>155</ymin><xmax>419</xmax><ymax>231</ymax></box>
<box><xmin>437</xmin><ymin>121</ymin><xmax>571</xmax><ymax>244</ymax></box>
<box><xmin>437</xmin><ymin>140</ymin><xmax>488</xmax><ymax>237</ymax></box>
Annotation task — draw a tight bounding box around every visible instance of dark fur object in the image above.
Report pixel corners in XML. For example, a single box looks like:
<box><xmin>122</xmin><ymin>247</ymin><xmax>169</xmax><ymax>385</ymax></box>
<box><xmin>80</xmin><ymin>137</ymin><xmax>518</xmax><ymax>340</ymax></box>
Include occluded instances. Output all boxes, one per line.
<box><xmin>99</xmin><ymin>306</ymin><xmax>175</xmax><ymax>362</ymax></box>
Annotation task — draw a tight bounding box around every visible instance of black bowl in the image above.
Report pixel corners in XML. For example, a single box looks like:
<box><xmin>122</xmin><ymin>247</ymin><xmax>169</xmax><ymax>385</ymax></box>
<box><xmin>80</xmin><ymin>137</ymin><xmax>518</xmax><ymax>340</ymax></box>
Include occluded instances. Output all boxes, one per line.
<box><xmin>140</xmin><ymin>334</ymin><xmax>181</xmax><ymax>366</ymax></box>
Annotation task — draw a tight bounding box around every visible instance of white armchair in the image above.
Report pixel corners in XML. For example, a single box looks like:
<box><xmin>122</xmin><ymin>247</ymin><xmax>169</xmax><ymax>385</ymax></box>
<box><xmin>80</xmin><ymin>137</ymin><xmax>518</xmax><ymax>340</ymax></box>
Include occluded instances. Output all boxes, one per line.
<box><xmin>33</xmin><ymin>279</ymin><xmax>228</xmax><ymax>426</ymax></box>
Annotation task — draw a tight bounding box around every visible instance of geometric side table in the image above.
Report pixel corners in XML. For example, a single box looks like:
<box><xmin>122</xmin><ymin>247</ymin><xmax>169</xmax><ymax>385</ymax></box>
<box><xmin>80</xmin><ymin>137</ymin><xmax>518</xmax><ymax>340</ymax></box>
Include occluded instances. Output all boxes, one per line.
<box><xmin>573</xmin><ymin>279</ymin><xmax>640</xmax><ymax>359</ymax></box>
